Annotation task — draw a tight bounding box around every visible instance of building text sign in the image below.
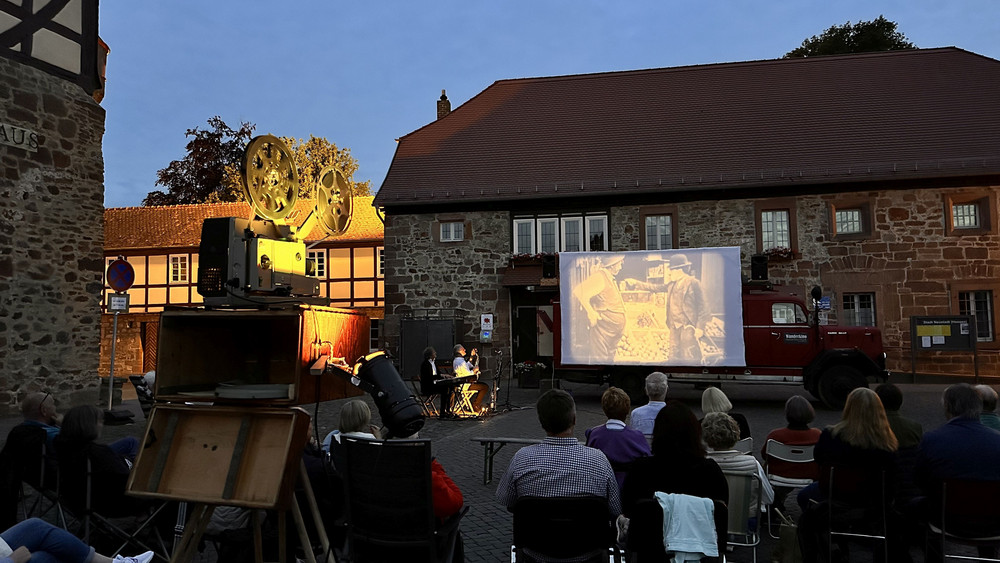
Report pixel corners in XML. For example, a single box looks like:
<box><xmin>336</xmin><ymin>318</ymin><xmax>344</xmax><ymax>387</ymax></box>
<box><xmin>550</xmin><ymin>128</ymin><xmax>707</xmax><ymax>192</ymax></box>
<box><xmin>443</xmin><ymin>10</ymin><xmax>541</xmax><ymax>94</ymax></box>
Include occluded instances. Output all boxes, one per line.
<box><xmin>0</xmin><ymin>122</ymin><xmax>39</xmax><ymax>152</ymax></box>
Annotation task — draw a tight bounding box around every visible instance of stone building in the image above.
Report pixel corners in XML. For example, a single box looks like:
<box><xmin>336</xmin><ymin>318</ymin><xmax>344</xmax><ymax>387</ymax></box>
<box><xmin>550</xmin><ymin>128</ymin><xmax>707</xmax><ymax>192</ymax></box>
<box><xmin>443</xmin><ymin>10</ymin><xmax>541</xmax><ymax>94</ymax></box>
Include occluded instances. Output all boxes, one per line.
<box><xmin>374</xmin><ymin>48</ymin><xmax>1000</xmax><ymax>384</ymax></box>
<box><xmin>0</xmin><ymin>0</ymin><xmax>108</xmax><ymax>406</ymax></box>
<box><xmin>100</xmin><ymin>197</ymin><xmax>385</xmax><ymax>377</ymax></box>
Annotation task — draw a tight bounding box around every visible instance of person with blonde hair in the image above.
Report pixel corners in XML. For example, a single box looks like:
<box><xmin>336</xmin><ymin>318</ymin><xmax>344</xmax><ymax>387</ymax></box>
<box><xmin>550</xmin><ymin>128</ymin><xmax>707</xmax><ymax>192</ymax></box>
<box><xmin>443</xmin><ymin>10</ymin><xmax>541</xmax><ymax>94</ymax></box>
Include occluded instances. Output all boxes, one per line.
<box><xmin>797</xmin><ymin>387</ymin><xmax>905</xmax><ymax>562</ymax></box>
<box><xmin>322</xmin><ymin>400</ymin><xmax>380</xmax><ymax>452</ymax></box>
<box><xmin>586</xmin><ymin>387</ymin><xmax>651</xmax><ymax>489</ymax></box>
<box><xmin>701</xmin><ymin>386</ymin><xmax>750</xmax><ymax>440</ymax></box>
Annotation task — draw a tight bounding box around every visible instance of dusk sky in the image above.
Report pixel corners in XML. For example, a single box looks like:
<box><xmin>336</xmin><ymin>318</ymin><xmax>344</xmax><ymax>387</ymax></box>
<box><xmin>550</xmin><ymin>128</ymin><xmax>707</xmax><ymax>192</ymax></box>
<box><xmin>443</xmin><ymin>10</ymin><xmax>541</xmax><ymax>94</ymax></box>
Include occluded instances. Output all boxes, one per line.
<box><xmin>98</xmin><ymin>1</ymin><xmax>1000</xmax><ymax>208</ymax></box>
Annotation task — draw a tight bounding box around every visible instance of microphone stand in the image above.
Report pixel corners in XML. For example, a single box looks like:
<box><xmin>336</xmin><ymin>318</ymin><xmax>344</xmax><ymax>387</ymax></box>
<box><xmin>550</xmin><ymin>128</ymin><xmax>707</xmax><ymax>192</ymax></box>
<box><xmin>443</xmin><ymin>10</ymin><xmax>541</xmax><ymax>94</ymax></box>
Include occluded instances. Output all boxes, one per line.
<box><xmin>493</xmin><ymin>350</ymin><xmax>521</xmax><ymax>414</ymax></box>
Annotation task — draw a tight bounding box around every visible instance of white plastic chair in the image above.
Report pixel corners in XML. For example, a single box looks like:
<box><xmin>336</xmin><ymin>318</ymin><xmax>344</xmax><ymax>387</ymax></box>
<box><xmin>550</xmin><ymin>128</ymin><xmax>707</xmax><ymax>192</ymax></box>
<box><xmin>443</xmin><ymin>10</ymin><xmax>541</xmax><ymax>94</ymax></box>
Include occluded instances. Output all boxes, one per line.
<box><xmin>764</xmin><ymin>439</ymin><xmax>816</xmax><ymax>538</ymax></box>
<box><xmin>724</xmin><ymin>471</ymin><xmax>761</xmax><ymax>563</ymax></box>
<box><xmin>734</xmin><ymin>437</ymin><xmax>753</xmax><ymax>454</ymax></box>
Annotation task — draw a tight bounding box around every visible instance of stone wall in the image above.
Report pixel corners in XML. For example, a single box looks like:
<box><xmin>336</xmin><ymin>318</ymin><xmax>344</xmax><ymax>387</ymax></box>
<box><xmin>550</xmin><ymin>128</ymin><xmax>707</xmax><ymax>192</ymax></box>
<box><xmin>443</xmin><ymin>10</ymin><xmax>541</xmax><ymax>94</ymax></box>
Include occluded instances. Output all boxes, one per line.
<box><xmin>98</xmin><ymin>313</ymin><xmax>160</xmax><ymax>378</ymax></box>
<box><xmin>651</xmin><ymin>186</ymin><xmax>1000</xmax><ymax>378</ymax></box>
<box><xmin>0</xmin><ymin>57</ymin><xmax>106</xmax><ymax>408</ymax></box>
<box><xmin>385</xmin><ymin>183</ymin><xmax>1000</xmax><ymax>381</ymax></box>
<box><xmin>383</xmin><ymin>210</ymin><xmax>511</xmax><ymax>372</ymax></box>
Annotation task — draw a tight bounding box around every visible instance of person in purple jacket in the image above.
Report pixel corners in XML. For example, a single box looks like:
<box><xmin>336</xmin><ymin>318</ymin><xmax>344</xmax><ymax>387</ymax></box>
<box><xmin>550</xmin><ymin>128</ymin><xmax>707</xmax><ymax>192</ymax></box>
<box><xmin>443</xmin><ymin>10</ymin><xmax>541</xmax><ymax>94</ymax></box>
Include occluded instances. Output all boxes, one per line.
<box><xmin>586</xmin><ymin>386</ymin><xmax>651</xmax><ymax>489</ymax></box>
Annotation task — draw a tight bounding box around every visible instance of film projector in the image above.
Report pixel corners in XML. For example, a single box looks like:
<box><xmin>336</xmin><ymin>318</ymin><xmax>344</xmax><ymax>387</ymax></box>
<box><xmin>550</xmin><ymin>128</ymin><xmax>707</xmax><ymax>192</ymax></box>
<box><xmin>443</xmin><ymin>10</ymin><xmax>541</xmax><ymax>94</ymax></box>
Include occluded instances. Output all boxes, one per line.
<box><xmin>126</xmin><ymin>136</ymin><xmax>424</xmax><ymax>562</ymax></box>
<box><xmin>198</xmin><ymin>134</ymin><xmax>352</xmax><ymax>307</ymax></box>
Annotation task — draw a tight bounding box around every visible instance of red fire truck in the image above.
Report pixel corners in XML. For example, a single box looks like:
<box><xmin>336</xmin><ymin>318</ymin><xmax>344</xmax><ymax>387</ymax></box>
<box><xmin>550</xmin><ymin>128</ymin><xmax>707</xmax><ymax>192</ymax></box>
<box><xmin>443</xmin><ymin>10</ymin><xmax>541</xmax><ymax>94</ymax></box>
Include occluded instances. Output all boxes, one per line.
<box><xmin>553</xmin><ymin>281</ymin><xmax>888</xmax><ymax>408</ymax></box>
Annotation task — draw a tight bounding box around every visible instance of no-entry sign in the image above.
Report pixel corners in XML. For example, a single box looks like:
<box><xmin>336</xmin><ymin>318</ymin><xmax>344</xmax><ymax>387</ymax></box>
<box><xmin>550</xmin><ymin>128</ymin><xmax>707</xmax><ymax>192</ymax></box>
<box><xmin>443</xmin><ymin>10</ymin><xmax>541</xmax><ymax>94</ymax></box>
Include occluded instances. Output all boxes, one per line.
<box><xmin>106</xmin><ymin>258</ymin><xmax>135</xmax><ymax>293</ymax></box>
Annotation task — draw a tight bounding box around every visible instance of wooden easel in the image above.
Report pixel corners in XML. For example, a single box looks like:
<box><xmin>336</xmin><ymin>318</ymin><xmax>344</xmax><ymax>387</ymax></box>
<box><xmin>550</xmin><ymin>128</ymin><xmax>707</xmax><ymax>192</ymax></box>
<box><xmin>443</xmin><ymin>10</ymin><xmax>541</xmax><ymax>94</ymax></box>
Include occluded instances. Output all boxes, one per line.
<box><xmin>170</xmin><ymin>463</ymin><xmax>334</xmax><ymax>563</ymax></box>
<box><xmin>127</xmin><ymin>405</ymin><xmax>333</xmax><ymax>563</ymax></box>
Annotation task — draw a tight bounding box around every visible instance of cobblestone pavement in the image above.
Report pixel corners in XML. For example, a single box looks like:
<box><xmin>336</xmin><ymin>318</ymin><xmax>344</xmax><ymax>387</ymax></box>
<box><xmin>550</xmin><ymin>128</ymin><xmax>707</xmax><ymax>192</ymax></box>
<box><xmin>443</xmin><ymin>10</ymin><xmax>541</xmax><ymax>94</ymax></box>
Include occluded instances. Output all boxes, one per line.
<box><xmin>3</xmin><ymin>378</ymin><xmax>969</xmax><ymax>562</ymax></box>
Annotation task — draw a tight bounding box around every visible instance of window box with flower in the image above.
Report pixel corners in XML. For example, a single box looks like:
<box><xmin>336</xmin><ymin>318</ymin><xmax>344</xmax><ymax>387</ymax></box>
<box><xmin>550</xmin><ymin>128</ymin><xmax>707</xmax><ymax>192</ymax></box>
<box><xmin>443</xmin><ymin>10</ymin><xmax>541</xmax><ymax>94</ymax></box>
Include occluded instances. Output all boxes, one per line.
<box><xmin>510</xmin><ymin>253</ymin><xmax>556</xmax><ymax>267</ymax></box>
<box><xmin>514</xmin><ymin>360</ymin><xmax>547</xmax><ymax>388</ymax></box>
<box><xmin>763</xmin><ymin>246</ymin><xmax>799</xmax><ymax>262</ymax></box>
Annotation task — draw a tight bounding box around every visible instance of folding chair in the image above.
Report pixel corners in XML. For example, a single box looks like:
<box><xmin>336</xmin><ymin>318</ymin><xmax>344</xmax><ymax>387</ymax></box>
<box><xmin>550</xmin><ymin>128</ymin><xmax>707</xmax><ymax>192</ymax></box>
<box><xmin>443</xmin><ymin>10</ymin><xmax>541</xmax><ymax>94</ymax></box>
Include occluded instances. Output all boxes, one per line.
<box><xmin>511</xmin><ymin>496</ymin><xmax>622</xmax><ymax>563</ymax></box>
<box><xmin>724</xmin><ymin>471</ymin><xmax>762</xmax><ymax>563</ymax></box>
<box><xmin>410</xmin><ymin>374</ymin><xmax>440</xmax><ymax>418</ymax></box>
<box><xmin>827</xmin><ymin>466</ymin><xmax>887</xmax><ymax>563</ymax></box>
<box><xmin>0</xmin><ymin>424</ymin><xmax>67</xmax><ymax>531</ymax></box>
<box><xmin>342</xmin><ymin>437</ymin><xmax>466</xmax><ymax>563</ymax></box>
<box><xmin>763</xmin><ymin>439</ymin><xmax>816</xmax><ymax>538</ymax></box>
<box><xmin>734</xmin><ymin>437</ymin><xmax>753</xmax><ymax>454</ymax></box>
<box><xmin>625</xmin><ymin>496</ymin><xmax>726</xmax><ymax>563</ymax></box>
<box><xmin>57</xmin><ymin>446</ymin><xmax>171</xmax><ymax>561</ymax></box>
<box><xmin>926</xmin><ymin>479</ymin><xmax>1000</xmax><ymax>562</ymax></box>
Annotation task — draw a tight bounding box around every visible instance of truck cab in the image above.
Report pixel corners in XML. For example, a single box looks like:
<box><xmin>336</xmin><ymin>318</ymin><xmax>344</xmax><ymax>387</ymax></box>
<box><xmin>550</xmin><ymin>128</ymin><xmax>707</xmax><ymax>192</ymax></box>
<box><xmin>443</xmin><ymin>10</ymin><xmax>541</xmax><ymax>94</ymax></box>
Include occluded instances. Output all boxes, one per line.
<box><xmin>740</xmin><ymin>283</ymin><xmax>887</xmax><ymax>406</ymax></box>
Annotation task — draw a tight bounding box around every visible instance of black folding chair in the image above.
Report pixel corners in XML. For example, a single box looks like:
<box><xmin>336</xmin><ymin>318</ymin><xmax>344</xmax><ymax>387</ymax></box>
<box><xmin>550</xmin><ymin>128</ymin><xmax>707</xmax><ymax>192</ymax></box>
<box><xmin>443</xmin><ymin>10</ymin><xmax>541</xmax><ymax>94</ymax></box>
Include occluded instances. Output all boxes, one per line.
<box><xmin>0</xmin><ymin>424</ymin><xmax>66</xmax><ymax>530</ymax></box>
<box><xmin>56</xmin><ymin>446</ymin><xmax>171</xmax><ymax>561</ymax></box>
<box><xmin>342</xmin><ymin>437</ymin><xmax>466</xmax><ymax>563</ymax></box>
<box><xmin>511</xmin><ymin>496</ymin><xmax>622</xmax><ymax>563</ymax></box>
<box><xmin>625</xmin><ymin>497</ymin><xmax>726</xmax><ymax>563</ymax></box>
<box><xmin>827</xmin><ymin>466</ymin><xmax>888</xmax><ymax>563</ymax></box>
<box><xmin>926</xmin><ymin>479</ymin><xmax>1000</xmax><ymax>562</ymax></box>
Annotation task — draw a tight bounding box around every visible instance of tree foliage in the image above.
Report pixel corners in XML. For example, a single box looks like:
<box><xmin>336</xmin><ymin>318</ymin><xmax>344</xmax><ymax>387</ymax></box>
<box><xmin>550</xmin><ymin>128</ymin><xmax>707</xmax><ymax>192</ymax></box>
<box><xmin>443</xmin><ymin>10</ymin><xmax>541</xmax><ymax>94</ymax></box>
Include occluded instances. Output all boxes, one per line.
<box><xmin>143</xmin><ymin>118</ymin><xmax>371</xmax><ymax>206</ymax></box>
<box><xmin>281</xmin><ymin>135</ymin><xmax>373</xmax><ymax>198</ymax></box>
<box><xmin>143</xmin><ymin>117</ymin><xmax>255</xmax><ymax>206</ymax></box>
<box><xmin>785</xmin><ymin>16</ymin><xmax>915</xmax><ymax>58</ymax></box>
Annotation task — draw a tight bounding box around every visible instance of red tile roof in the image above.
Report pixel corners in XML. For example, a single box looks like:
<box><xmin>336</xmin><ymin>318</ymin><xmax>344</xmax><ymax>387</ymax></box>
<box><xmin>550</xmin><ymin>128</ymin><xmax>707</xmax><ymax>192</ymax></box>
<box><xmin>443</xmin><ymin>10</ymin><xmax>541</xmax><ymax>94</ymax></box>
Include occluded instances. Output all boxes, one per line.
<box><xmin>376</xmin><ymin>48</ymin><xmax>1000</xmax><ymax>207</ymax></box>
<box><xmin>105</xmin><ymin>196</ymin><xmax>382</xmax><ymax>250</ymax></box>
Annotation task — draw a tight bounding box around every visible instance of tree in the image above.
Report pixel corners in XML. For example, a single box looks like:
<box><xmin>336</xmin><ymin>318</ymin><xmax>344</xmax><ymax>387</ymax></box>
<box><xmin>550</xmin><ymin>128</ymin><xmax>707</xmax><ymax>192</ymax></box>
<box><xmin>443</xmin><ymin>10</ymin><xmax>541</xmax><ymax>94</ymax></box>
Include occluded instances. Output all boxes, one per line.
<box><xmin>281</xmin><ymin>135</ymin><xmax>372</xmax><ymax>198</ymax></box>
<box><xmin>143</xmin><ymin>119</ymin><xmax>372</xmax><ymax>206</ymax></box>
<box><xmin>142</xmin><ymin>117</ymin><xmax>255</xmax><ymax>206</ymax></box>
<box><xmin>785</xmin><ymin>16</ymin><xmax>915</xmax><ymax>58</ymax></box>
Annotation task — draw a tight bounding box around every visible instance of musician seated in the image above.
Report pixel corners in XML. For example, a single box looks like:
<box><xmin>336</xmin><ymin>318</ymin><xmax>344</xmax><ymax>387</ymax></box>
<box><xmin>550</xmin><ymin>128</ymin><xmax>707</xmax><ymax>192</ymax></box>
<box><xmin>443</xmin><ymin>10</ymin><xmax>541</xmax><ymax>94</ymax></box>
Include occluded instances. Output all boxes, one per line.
<box><xmin>453</xmin><ymin>344</ymin><xmax>490</xmax><ymax>414</ymax></box>
<box><xmin>421</xmin><ymin>346</ymin><xmax>458</xmax><ymax>418</ymax></box>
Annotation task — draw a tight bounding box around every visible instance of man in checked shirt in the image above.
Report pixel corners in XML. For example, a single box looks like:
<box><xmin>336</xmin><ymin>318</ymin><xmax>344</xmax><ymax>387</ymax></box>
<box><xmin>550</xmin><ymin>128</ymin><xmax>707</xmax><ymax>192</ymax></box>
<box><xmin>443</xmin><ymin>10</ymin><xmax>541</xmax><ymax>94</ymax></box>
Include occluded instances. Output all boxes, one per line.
<box><xmin>496</xmin><ymin>389</ymin><xmax>621</xmax><ymax>517</ymax></box>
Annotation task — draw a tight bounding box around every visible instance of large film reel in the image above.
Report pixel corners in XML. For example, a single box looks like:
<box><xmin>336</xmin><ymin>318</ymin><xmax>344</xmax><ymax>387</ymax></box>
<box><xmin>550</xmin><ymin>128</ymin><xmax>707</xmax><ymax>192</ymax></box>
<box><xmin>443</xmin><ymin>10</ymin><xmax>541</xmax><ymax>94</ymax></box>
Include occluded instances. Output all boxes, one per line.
<box><xmin>316</xmin><ymin>166</ymin><xmax>353</xmax><ymax>236</ymax></box>
<box><xmin>242</xmin><ymin>135</ymin><xmax>299</xmax><ymax>221</ymax></box>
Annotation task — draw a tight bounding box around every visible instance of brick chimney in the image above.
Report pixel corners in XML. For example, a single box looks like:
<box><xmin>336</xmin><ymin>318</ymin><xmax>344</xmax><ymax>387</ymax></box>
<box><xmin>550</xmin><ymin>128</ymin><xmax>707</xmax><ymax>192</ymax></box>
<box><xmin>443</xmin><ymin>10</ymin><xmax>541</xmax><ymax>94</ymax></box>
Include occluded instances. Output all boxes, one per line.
<box><xmin>437</xmin><ymin>89</ymin><xmax>451</xmax><ymax>119</ymax></box>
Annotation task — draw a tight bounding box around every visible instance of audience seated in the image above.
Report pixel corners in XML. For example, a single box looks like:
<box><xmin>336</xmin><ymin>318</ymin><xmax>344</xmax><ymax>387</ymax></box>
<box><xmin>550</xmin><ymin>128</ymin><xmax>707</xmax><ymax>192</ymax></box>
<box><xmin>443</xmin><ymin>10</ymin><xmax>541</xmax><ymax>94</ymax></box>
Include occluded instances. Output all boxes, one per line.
<box><xmin>497</xmin><ymin>389</ymin><xmax>620</xmax><ymax>515</ymax></box>
<box><xmin>875</xmin><ymin>383</ymin><xmax>923</xmax><ymax>506</ymax></box>
<box><xmin>796</xmin><ymin>387</ymin><xmax>907</xmax><ymax>563</ymax></box>
<box><xmin>975</xmin><ymin>384</ymin><xmax>1000</xmax><ymax>432</ymax></box>
<box><xmin>703</xmin><ymin>412</ymin><xmax>774</xmax><ymax>522</ymax></box>
<box><xmin>321</xmin><ymin>400</ymin><xmax>380</xmax><ymax>470</ymax></box>
<box><xmin>701</xmin><ymin>386</ymin><xmax>750</xmax><ymax>440</ymax></box>
<box><xmin>628</xmin><ymin>372</ymin><xmax>668</xmax><ymax>441</ymax></box>
<box><xmin>621</xmin><ymin>401</ymin><xmax>728</xmax><ymax>517</ymax></box>
<box><xmin>53</xmin><ymin>405</ymin><xmax>144</xmax><ymax>517</ymax></box>
<box><xmin>0</xmin><ymin>517</ymin><xmax>152</xmax><ymax>563</ymax></box>
<box><xmin>585</xmin><ymin>386</ymin><xmax>651</xmax><ymax>489</ymax></box>
<box><xmin>875</xmin><ymin>383</ymin><xmax>923</xmax><ymax>449</ymax></box>
<box><xmin>17</xmin><ymin>393</ymin><xmax>61</xmax><ymax>447</ymax></box>
<box><xmin>917</xmin><ymin>383</ymin><xmax>1000</xmax><ymax>562</ymax></box>
<box><xmin>761</xmin><ymin>395</ymin><xmax>821</xmax><ymax>513</ymax></box>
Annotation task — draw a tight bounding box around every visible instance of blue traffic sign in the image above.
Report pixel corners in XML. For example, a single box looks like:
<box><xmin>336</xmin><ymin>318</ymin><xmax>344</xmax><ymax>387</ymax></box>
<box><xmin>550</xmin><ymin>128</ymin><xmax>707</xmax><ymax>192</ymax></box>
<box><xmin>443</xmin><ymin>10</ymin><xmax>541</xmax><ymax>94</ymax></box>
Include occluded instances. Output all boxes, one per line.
<box><xmin>106</xmin><ymin>259</ymin><xmax>135</xmax><ymax>293</ymax></box>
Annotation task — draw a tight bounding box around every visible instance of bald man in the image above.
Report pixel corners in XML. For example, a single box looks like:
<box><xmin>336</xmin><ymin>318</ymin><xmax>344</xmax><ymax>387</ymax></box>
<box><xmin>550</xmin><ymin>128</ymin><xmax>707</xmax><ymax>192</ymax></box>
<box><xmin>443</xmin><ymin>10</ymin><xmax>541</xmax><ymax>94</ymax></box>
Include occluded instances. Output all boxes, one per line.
<box><xmin>19</xmin><ymin>392</ymin><xmax>61</xmax><ymax>446</ymax></box>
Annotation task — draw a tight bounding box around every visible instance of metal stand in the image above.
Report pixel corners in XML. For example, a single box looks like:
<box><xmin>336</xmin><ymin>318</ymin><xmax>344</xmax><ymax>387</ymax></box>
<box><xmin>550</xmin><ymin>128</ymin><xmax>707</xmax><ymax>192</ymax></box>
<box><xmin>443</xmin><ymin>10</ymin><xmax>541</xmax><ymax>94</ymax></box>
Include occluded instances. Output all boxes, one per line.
<box><xmin>493</xmin><ymin>350</ymin><xmax>523</xmax><ymax>414</ymax></box>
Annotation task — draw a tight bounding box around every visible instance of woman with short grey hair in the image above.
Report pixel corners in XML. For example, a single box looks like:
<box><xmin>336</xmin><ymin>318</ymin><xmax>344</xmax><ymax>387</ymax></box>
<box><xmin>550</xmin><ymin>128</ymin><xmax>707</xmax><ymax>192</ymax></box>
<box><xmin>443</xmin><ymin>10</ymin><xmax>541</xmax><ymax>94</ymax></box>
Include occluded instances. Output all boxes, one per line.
<box><xmin>703</xmin><ymin>412</ymin><xmax>774</xmax><ymax>520</ymax></box>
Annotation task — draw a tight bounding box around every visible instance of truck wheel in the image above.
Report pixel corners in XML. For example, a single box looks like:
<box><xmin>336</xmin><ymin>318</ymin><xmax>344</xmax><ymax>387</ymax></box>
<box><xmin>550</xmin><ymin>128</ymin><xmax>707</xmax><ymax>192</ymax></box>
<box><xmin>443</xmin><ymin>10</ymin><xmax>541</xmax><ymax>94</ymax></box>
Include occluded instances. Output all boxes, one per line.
<box><xmin>817</xmin><ymin>366</ymin><xmax>866</xmax><ymax>410</ymax></box>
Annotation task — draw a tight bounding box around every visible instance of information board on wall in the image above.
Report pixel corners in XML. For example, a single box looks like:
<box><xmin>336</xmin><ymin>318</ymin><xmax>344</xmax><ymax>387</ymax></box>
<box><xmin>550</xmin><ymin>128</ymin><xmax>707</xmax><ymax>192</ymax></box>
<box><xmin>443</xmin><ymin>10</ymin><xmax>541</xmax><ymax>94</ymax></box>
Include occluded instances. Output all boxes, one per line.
<box><xmin>910</xmin><ymin>315</ymin><xmax>977</xmax><ymax>351</ymax></box>
<box><xmin>559</xmin><ymin>247</ymin><xmax>746</xmax><ymax>367</ymax></box>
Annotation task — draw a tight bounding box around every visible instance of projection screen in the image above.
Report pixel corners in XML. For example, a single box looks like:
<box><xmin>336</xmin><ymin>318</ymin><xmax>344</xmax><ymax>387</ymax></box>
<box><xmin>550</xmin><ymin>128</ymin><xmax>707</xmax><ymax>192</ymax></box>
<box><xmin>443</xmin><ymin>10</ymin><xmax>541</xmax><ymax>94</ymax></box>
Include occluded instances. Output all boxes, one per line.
<box><xmin>559</xmin><ymin>247</ymin><xmax>746</xmax><ymax>366</ymax></box>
